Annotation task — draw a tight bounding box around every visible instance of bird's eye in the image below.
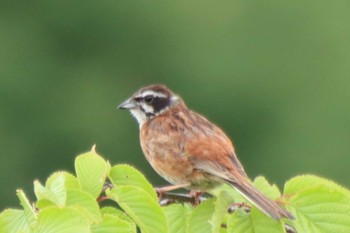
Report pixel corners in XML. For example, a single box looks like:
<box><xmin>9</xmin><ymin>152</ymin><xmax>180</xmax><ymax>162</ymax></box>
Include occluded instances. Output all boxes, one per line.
<box><xmin>144</xmin><ymin>95</ymin><xmax>154</xmax><ymax>104</ymax></box>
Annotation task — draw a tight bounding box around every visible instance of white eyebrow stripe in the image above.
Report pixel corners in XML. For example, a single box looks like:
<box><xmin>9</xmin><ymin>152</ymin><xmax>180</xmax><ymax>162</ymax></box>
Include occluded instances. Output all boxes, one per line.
<box><xmin>141</xmin><ymin>90</ymin><xmax>167</xmax><ymax>98</ymax></box>
<box><xmin>170</xmin><ymin>95</ymin><xmax>179</xmax><ymax>102</ymax></box>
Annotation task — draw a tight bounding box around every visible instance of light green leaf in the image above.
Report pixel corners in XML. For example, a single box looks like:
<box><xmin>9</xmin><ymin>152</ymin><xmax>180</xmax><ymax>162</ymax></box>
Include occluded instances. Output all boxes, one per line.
<box><xmin>35</xmin><ymin>172</ymin><xmax>79</xmax><ymax>209</ymax></box>
<box><xmin>284</xmin><ymin>174</ymin><xmax>350</xmax><ymax>198</ymax></box>
<box><xmin>287</xmin><ymin>185</ymin><xmax>350</xmax><ymax>233</ymax></box>
<box><xmin>227</xmin><ymin>207</ymin><xmax>285</xmax><ymax>233</ymax></box>
<box><xmin>285</xmin><ymin>175</ymin><xmax>350</xmax><ymax>233</ymax></box>
<box><xmin>0</xmin><ymin>209</ymin><xmax>30</xmax><ymax>233</ymax></box>
<box><xmin>109</xmin><ymin>164</ymin><xmax>157</xmax><ymax>201</ymax></box>
<box><xmin>46</xmin><ymin>171</ymin><xmax>80</xmax><ymax>191</ymax></box>
<box><xmin>253</xmin><ymin>176</ymin><xmax>281</xmax><ymax>200</ymax></box>
<box><xmin>36</xmin><ymin>206</ymin><xmax>90</xmax><ymax>233</ymax></box>
<box><xmin>187</xmin><ymin>199</ymin><xmax>215</xmax><ymax>233</ymax></box>
<box><xmin>75</xmin><ymin>150</ymin><xmax>108</xmax><ymax>198</ymax></box>
<box><xmin>250</xmin><ymin>208</ymin><xmax>285</xmax><ymax>232</ymax></box>
<box><xmin>36</xmin><ymin>199</ymin><xmax>55</xmax><ymax>209</ymax></box>
<box><xmin>163</xmin><ymin>204</ymin><xmax>192</xmax><ymax>233</ymax></box>
<box><xmin>211</xmin><ymin>191</ymin><xmax>235</xmax><ymax>233</ymax></box>
<box><xmin>34</xmin><ymin>179</ymin><xmax>66</xmax><ymax>208</ymax></box>
<box><xmin>227</xmin><ymin>208</ymin><xmax>252</xmax><ymax>233</ymax></box>
<box><xmin>107</xmin><ymin>185</ymin><xmax>168</xmax><ymax>233</ymax></box>
<box><xmin>66</xmin><ymin>189</ymin><xmax>102</xmax><ymax>223</ymax></box>
<box><xmin>100</xmin><ymin>207</ymin><xmax>135</xmax><ymax>225</ymax></box>
<box><xmin>34</xmin><ymin>180</ymin><xmax>55</xmax><ymax>207</ymax></box>
<box><xmin>17</xmin><ymin>189</ymin><xmax>37</xmax><ymax>229</ymax></box>
<box><xmin>91</xmin><ymin>214</ymin><xmax>136</xmax><ymax>233</ymax></box>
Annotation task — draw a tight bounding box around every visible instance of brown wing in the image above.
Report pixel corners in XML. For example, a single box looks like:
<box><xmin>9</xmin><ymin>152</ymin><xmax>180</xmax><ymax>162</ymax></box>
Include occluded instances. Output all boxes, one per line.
<box><xmin>183</xmin><ymin>111</ymin><xmax>248</xmax><ymax>181</ymax></box>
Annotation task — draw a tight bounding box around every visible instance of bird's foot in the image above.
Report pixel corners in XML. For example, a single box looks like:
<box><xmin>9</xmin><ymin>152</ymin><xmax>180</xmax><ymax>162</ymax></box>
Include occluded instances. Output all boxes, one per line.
<box><xmin>189</xmin><ymin>190</ymin><xmax>203</xmax><ymax>206</ymax></box>
<box><xmin>228</xmin><ymin>202</ymin><xmax>251</xmax><ymax>213</ymax></box>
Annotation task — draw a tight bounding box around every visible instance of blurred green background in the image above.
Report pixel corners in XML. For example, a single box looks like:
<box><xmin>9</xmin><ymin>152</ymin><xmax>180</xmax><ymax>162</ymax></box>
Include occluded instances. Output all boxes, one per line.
<box><xmin>1</xmin><ymin>1</ymin><xmax>349</xmax><ymax>210</ymax></box>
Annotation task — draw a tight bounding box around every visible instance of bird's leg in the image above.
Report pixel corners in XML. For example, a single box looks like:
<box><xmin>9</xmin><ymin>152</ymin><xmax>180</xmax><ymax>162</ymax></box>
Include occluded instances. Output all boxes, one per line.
<box><xmin>155</xmin><ymin>183</ymin><xmax>190</xmax><ymax>200</ymax></box>
<box><xmin>97</xmin><ymin>181</ymin><xmax>114</xmax><ymax>203</ymax></box>
<box><xmin>228</xmin><ymin>202</ymin><xmax>251</xmax><ymax>213</ymax></box>
<box><xmin>189</xmin><ymin>190</ymin><xmax>203</xmax><ymax>205</ymax></box>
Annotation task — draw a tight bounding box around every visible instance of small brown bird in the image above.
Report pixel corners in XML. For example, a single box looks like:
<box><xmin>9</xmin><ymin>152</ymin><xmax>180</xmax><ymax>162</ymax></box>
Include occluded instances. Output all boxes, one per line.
<box><xmin>118</xmin><ymin>84</ymin><xmax>294</xmax><ymax>220</ymax></box>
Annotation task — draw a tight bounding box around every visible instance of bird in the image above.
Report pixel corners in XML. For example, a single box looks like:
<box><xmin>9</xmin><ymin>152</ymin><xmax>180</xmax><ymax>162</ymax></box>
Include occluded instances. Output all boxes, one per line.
<box><xmin>118</xmin><ymin>84</ymin><xmax>294</xmax><ymax>220</ymax></box>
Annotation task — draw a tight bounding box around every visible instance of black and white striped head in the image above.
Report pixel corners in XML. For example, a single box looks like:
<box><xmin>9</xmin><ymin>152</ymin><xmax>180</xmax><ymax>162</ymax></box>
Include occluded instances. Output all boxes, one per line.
<box><xmin>118</xmin><ymin>84</ymin><xmax>181</xmax><ymax>127</ymax></box>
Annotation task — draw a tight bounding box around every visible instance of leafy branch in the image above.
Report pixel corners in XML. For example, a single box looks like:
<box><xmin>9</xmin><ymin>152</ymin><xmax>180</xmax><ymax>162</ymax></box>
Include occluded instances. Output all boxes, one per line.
<box><xmin>1</xmin><ymin>147</ymin><xmax>349</xmax><ymax>233</ymax></box>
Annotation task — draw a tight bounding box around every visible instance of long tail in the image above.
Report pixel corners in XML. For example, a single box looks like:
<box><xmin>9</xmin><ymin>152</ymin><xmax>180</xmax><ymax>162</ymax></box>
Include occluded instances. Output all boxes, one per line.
<box><xmin>227</xmin><ymin>180</ymin><xmax>294</xmax><ymax>220</ymax></box>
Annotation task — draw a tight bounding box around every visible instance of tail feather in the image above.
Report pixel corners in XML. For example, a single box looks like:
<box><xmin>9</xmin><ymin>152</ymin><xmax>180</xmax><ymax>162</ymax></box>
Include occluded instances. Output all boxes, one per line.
<box><xmin>228</xmin><ymin>180</ymin><xmax>294</xmax><ymax>220</ymax></box>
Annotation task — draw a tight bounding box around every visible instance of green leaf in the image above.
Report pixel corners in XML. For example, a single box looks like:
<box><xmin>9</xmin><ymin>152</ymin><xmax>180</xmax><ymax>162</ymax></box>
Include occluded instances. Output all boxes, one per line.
<box><xmin>109</xmin><ymin>164</ymin><xmax>157</xmax><ymax>201</ymax></box>
<box><xmin>34</xmin><ymin>180</ymin><xmax>55</xmax><ymax>208</ymax></box>
<box><xmin>17</xmin><ymin>189</ymin><xmax>37</xmax><ymax>229</ymax></box>
<box><xmin>36</xmin><ymin>206</ymin><xmax>90</xmax><ymax>233</ymax></box>
<box><xmin>253</xmin><ymin>176</ymin><xmax>281</xmax><ymax>200</ymax></box>
<box><xmin>46</xmin><ymin>171</ymin><xmax>80</xmax><ymax>190</ymax></box>
<box><xmin>211</xmin><ymin>191</ymin><xmax>235</xmax><ymax>233</ymax></box>
<box><xmin>66</xmin><ymin>189</ymin><xmax>102</xmax><ymax>223</ymax></box>
<box><xmin>75</xmin><ymin>150</ymin><xmax>108</xmax><ymax>198</ymax></box>
<box><xmin>36</xmin><ymin>199</ymin><xmax>55</xmax><ymax>209</ymax></box>
<box><xmin>227</xmin><ymin>207</ymin><xmax>285</xmax><ymax>233</ymax></box>
<box><xmin>100</xmin><ymin>207</ymin><xmax>135</xmax><ymax>225</ymax></box>
<box><xmin>284</xmin><ymin>175</ymin><xmax>350</xmax><ymax>233</ymax></box>
<box><xmin>286</xmin><ymin>185</ymin><xmax>350</xmax><ymax>233</ymax></box>
<box><xmin>0</xmin><ymin>209</ymin><xmax>30</xmax><ymax>233</ymax></box>
<box><xmin>107</xmin><ymin>185</ymin><xmax>168</xmax><ymax>233</ymax></box>
<box><xmin>187</xmin><ymin>199</ymin><xmax>215</xmax><ymax>233</ymax></box>
<box><xmin>91</xmin><ymin>214</ymin><xmax>136</xmax><ymax>233</ymax></box>
<box><xmin>34</xmin><ymin>179</ymin><xmax>66</xmax><ymax>208</ymax></box>
<box><xmin>35</xmin><ymin>172</ymin><xmax>80</xmax><ymax>209</ymax></box>
<box><xmin>227</xmin><ymin>208</ymin><xmax>251</xmax><ymax>233</ymax></box>
<box><xmin>163</xmin><ymin>204</ymin><xmax>192</xmax><ymax>233</ymax></box>
<box><xmin>284</xmin><ymin>175</ymin><xmax>350</xmax><ymax>197</ymax></box>
<box><xmin>250</xmin><ymin>208</ymin><xmax>285</xmax><ymax>232</ymax></box>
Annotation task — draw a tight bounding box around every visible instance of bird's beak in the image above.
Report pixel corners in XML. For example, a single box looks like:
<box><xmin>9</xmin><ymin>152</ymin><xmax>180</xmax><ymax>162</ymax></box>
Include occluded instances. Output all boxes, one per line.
<box><xmin>118</xmin><ymin>98</ymin><xmax>137</xmax><ymax>110</ymax></box>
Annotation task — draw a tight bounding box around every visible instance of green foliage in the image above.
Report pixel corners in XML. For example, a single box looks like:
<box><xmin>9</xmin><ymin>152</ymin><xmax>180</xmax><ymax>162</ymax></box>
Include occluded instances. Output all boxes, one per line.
<box><xmin>284</xmin><ymin>175</ymin><xmax>350</xmax><ymax>233</ymax></box>
<box><xmin>1</xmin><ymin>148</ymin><xmax>350</xmax><ymax>233</ymax></box>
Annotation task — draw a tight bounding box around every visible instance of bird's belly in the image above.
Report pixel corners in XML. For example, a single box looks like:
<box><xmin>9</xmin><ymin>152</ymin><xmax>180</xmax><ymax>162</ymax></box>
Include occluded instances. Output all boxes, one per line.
<box><xmin>146</xmin><ymin>151</ymin><xmax>223</xmax><ymax>191</ymax></box>
<box><xmin>147</xmin><ymin>152</ymin><xmax>192</xmax><ymax>185</ymax></box>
